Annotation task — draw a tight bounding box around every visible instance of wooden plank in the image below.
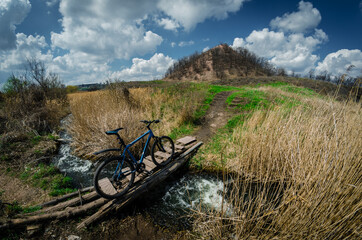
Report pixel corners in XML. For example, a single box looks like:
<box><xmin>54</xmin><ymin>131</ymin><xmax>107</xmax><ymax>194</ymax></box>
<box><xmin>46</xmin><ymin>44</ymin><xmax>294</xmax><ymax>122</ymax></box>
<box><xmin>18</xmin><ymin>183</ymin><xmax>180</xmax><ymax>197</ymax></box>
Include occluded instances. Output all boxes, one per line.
<box><xmin>98</xmin><ymin>178</ymin><xmax>117</xmax><ymax>195</ymax></box>
<box><xmin>175</xmin><ymin>144</ymin><xmax>185</xmax><ymax>151</ymax></box>
<box><xmin>176</xmin><ymin>136</ymin><xmax>196</xmax><ymax>146</ymax></box>
<box><xmin>154</xmin><ymin>151</ymin><xmax>171</xmax><ymax>159</ymax></box>
<box><xmin>143</xmin><ymin>157</ymin><xmax>157</xmax><ymax>170</ymax></box>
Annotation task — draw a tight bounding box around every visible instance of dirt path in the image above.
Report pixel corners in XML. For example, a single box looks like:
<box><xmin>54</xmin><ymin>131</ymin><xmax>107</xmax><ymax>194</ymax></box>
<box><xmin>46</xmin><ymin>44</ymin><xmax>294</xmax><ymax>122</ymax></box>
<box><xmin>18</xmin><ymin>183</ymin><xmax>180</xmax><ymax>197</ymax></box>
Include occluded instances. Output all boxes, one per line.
<box><xmin>195</xmin><ymin>91</ymin><xmax>233</xmax><ymax>142</ymax></box>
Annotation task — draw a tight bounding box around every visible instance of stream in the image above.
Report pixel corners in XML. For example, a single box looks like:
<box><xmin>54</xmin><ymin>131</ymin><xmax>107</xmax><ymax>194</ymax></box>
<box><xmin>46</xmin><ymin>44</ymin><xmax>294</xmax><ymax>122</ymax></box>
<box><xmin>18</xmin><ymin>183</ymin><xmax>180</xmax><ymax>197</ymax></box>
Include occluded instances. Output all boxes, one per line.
<box><xmin>52</xmin><ymin>116</ymin><xmax>232</xmax><ymax>229</ymax></box>
<box><xmin>52</xmin><ymin>116</ymin><xmax>94</xmax><ymax>188</ymax></box>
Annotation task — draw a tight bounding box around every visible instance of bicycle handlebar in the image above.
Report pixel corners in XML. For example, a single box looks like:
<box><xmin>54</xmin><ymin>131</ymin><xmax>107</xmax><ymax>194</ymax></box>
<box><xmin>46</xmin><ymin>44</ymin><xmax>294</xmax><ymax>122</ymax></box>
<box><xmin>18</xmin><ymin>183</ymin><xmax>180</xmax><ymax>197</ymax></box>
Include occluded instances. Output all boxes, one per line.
<box><xmin>140</xmin><ymin>119</ymin><xmax>160</xmax><ymax>124</ymax></box>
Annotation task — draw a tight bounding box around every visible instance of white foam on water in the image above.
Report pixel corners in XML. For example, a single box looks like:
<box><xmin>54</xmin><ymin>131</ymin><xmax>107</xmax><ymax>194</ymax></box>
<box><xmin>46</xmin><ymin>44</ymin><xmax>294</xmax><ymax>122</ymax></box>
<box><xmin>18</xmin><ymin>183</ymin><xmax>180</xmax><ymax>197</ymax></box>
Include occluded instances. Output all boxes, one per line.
<box><xmin>161</xmin><ymin>175</ymin><xmax>233</xmax><ymax>215</ymax></box>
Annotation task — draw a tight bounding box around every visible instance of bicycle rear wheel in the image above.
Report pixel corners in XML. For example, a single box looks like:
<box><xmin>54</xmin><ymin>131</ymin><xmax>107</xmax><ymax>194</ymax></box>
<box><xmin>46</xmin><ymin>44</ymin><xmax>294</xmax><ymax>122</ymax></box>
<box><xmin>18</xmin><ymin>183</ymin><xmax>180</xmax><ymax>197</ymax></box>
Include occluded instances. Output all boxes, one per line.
<box><xmin>93</xmin><ymin>157</ymin><xmax>135</xmax><ymax>199</ymax></box>
<box><xmin>151</xmin><ymin>136</ymin><xmax>175</xmax><ymax>166</ymax></box>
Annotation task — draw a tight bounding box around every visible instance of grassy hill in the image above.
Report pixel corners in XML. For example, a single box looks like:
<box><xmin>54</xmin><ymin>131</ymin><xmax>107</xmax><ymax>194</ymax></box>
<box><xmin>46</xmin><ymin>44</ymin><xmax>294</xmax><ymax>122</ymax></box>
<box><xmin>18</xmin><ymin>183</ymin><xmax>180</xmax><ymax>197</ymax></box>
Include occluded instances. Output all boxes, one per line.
<box><xmin>165</xmin><ymin>44</ymin><xmax>277</xmax><ymax>81</ymax></box>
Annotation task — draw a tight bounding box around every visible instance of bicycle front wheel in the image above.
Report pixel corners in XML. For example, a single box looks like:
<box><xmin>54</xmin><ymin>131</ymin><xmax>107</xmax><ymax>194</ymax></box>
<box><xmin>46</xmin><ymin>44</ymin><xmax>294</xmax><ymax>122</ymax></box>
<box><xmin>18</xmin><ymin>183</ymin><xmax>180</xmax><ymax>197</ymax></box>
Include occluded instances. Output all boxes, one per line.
<box><xmin>151</xmin><ymin>136</ymin><xmax>175</xmax><ymax>166</ymax></box>
<box><xmin>93</xmin><ymin>157</ymin><xmax>135</xmax><ymax>199</ymax></box>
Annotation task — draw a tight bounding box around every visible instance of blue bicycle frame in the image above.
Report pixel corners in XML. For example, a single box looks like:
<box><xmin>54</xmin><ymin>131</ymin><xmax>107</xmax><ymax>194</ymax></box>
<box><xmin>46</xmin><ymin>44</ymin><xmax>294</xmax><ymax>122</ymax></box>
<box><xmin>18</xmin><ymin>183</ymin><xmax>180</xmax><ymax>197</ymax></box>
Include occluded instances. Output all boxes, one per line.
<box><xmin>122</xmin><ymin>128</ymin><xmax>154</xmax><ymax>167</ymax></box>
<box><xmin>94</xmin><ymin>128</ymin><xmax>155</xmax><ymax>180</ymax></box>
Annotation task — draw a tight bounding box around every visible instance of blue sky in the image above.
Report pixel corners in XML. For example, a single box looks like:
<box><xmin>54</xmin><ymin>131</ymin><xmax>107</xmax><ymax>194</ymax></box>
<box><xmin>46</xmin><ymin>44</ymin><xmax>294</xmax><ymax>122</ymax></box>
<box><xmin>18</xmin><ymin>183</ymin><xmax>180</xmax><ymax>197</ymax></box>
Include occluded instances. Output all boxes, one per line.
<box><xmin>0</xmin><ymin>0</ymin><xmax>361</xmax><ymax>86</ymax></box>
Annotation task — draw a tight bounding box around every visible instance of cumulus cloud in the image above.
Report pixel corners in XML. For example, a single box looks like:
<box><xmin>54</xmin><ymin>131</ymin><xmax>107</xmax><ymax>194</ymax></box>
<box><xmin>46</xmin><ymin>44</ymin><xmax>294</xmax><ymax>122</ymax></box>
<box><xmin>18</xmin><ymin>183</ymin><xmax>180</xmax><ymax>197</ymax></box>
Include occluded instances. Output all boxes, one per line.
<box><xmin>51</xmin><ymin>0</ymin><xmax>163</xmax><ymax>62</ymax></box>
<box><xmin>110</xmin><ymin>53</ymin><xmax>174</xmax><ymax>81</ymax></box>
<box><xmin>0</xmin><ymin>33</ymin><xmax>52</xmax><ymax>71</ymax></box>
<box><xmin>232</xmin><ymin>28</ymin><xmax>328</xmax><ymax>74</ymax></box>
<box><xmin>270</xmin><ymin>1</ymin><xmax>321</xmax><ymax>33</ymax></box>
<box><xmin>157</xmin><ymin>0</ymin><xmax>246</xmax><ymax>31</ymax></box>
<box><xmin>232</xmin><ymin>2</ymin><xmax>328</xmax><ymax>74</ymax></box>
<box><xmin>157</xmin><ymin>18</ymin><xmax>180</xmax><ymax>31</ymax></box>
<box><xmin>316</xmin><ymin>49</ymin><xmax>362</xmax><ymax>78</ymax></box>
<box><xmin>0</xmin><ymin>0</ymin><xmax>31</xmax><ymax>50</ymax></box>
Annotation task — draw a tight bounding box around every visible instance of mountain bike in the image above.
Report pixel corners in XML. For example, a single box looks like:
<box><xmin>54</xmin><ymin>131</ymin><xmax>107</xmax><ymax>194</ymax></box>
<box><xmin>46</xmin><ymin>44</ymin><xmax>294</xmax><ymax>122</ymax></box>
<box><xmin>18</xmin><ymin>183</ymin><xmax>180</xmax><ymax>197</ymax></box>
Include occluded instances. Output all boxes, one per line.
<box><xmin>93</xmin><ymin>120</ymin><xmax>175</xmax><ymax>199</ymax></box>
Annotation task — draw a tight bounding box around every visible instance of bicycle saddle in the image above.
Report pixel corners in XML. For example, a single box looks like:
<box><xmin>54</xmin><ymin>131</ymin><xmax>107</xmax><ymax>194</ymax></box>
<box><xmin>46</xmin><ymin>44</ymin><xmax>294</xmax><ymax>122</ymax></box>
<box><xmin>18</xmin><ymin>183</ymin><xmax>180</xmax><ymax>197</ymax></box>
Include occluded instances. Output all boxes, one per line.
<box><xmin>105</xmin><ymin>127</ymin><xmax>123</xmax><ymax>135</ymax></box>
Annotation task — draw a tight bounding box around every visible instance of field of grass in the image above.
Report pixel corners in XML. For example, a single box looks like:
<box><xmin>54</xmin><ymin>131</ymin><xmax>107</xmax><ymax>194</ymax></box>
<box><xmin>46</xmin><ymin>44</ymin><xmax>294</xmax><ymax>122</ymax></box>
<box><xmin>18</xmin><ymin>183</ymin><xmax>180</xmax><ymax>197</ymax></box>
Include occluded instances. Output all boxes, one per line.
<box><xmin>191</xmin><ymin>84</ymin><xmax>361</xmax><ymax>239</ymax></box>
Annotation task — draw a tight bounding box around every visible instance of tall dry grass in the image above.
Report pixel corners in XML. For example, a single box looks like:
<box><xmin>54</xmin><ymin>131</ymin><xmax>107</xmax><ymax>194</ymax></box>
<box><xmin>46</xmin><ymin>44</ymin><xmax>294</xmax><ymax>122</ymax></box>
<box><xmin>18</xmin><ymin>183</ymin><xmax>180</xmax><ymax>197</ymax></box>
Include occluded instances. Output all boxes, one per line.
<box><xmin>194</xmin><ymin>97</ymin><xmax>361</xmax><ymax>239</ymax></box>
<box><xmin>68</xmin><ymin>84</ymin><xmax>206</xmax><ymax>159</ymax></box>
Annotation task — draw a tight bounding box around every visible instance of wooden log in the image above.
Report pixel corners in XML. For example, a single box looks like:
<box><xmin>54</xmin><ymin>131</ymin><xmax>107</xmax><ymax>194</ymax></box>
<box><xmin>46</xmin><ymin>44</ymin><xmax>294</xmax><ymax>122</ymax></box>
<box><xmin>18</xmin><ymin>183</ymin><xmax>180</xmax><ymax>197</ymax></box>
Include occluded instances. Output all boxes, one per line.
<box><xmin>36</xmin><ymin>191</ymin><xmax>99</xmax><ymax>214</ymax></box>
<box><xmin>37</xmin><ymin>186</ymin><xmax>94</xmax><ymax>208</ymax></box>
<box><xmin>76</xmin><ymin>141</ymin><xmax>203</xmax><ymax>229</ymax></box>
<box><xmin>0</xmin><ymin>197</ymin><xmax>110</xmax><ymax>230</ymax></box>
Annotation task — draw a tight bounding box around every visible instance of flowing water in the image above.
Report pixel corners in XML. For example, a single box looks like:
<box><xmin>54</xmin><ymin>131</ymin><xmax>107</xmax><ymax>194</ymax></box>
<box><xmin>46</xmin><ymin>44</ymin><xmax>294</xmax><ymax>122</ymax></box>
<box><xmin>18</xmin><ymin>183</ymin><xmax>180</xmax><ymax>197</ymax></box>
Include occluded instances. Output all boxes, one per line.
<box><xmin>52</xmin><ymin>116</ymin><xmax>232</xmax><ymax>229</ymax></box>
<box><xmin>52</xmin><ymin>116</ymin><xmax>94</xmax><ymax>188</ymax></box>
<box><xmin>143</xmin><ymin>172</ymin><xmax>233</xmax><ymax>229</ymax></box>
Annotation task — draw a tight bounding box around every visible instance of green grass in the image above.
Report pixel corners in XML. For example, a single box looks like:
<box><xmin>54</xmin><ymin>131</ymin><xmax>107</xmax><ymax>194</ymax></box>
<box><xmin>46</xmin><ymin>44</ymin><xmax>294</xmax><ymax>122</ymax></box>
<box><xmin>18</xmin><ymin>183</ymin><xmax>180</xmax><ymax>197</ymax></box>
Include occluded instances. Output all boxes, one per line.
<box><xmin>21</xmin><ymin>164</ymin><xmax>76</xmax><ymax>197</ymax></box>
<box><xmin>193</xmin><ymin>84</ymin><xmax>241</xmax><ymax>122</ymax></box>
<box><xmin>5</xmin><ymin>201</ymin><xmax>42</xmax><ymax>217</ymax></box>
<box><xmin>226</xmin><ymin>89</ymin><xmax>269</xmax><ymax>111</ymax></box>
<box><xmin>257</xmin><ymin>81</ymin><xmax>317</xmax><ymax>97</ymax></box>
<box><xmin>169</xmin><ymin>123</ymin><xmax>194</xmax><ymax>140</ymax></box>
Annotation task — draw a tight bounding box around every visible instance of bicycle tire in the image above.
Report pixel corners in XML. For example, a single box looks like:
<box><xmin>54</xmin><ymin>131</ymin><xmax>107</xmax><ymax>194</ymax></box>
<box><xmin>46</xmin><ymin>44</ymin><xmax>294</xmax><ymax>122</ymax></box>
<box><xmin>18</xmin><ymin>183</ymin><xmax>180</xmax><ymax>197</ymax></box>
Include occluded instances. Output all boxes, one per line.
<box><xmin>93</xmin><ymin>157</ymin><xmax>135</xmax><ymax>199</ymax></box>
<box><xmin>151</xmin><ymin>136</ymin><xmax>175</xmax><ymax>166</ymax></box>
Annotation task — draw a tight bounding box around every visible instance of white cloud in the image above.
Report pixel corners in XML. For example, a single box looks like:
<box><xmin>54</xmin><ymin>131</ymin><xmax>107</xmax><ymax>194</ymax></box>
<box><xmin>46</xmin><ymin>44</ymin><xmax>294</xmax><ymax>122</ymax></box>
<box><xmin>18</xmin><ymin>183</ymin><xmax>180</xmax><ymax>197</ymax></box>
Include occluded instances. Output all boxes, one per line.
<box><xmin>270</xmin><ymin>1</ymin><xmax>321</xmax><ymax>33</ymax></box>
<box><xmin>157</xmin><ymin>0</ymin><xmax>246</xmax><ymax>31</ymax></box>
<box><xmin>231</xmin><ymin>2</ymin><xmax>328</xmax><ymax>75</ymax></box>
<box><xmin>232</xmin><ymin>28</ymin><xmax>328</xmax><ymax>74</ymax></box>
<box><xmin>45</xmin><ymin>0</ymin><xmax>59</xmax><ymax>7</ymax></box>
<box><xmin>157</xmin><ymin>18</ymin><xmax>180</xmax><ymax>31</ymax></box>
<box><xmin>0</xmin><ymin>33</ymin><xmax>52</xmax><ymax>71</ymax></box>
<box><xmin>171</xmin><ymin>42</ymin><xmax>176</xmax><ymax>47</ymax></box>
<box><xmin>0</xmin><ymin>0</ymin><xmax>31</xmax><ymax>50</ymax></box>
<box><xmin>110</xmin><ymin>53</ymin><xmax>174</xmax><ymax>81</ymax></box>
<box><xmin>178</xmin><ymin>40</ymin><xmax>194</xmax><ymax>47</ymax></box>
<box><xmin>51</xmin><ymin>0</ymin><xmax>163</xmax><ymax>62</ymax></box>
<box><xmin>316</xmin><ymin>49</ymin><xmax>362</xmax><ymax>78</ymax></box>
<box><xmin>203</xmin><ymin>46</ymin><xmax>210</xmax><ymax>52</ymax></box>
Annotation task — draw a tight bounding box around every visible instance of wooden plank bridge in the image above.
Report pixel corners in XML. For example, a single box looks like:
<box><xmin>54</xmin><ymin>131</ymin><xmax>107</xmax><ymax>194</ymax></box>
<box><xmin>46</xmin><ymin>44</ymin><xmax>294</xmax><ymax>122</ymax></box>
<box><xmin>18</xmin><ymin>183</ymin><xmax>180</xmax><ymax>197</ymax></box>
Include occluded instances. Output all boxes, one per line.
<box><xmin>0</xmin><ymin>136</ymin><xmax>203</xmax><ymax>230</ymax></box>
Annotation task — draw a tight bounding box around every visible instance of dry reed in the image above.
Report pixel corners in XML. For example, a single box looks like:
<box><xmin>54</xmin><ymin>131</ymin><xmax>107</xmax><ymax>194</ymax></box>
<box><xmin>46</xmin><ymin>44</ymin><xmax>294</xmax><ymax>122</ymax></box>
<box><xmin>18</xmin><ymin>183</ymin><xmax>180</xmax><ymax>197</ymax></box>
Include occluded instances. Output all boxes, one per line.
<box><xmin>68</xmin><ymin>84</ymin><xmax>206</xmax><ymax>159</ymax></box>
<box><xmin>193</xmin><ymin>96</ymin><xmax>361</xmax><ymax>239</ymax></box>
